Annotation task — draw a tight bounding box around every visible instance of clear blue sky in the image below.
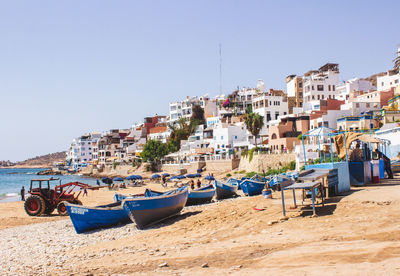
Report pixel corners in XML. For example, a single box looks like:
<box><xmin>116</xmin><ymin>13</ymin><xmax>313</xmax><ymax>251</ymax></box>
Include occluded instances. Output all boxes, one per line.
<box><xmin>0</xmin><ymin>0</ymin><xmax>399</xmax><ymax>161</ymax></box>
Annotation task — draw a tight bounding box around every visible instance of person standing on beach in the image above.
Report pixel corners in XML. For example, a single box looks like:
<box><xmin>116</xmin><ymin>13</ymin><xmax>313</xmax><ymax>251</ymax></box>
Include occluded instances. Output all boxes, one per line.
<box><xmin>196</xmin><ymin>179</ymin><xmax>201</xmax><ymax>188</ymax></box>
<box><xmin>20</xmin><ymin>186</ymin><xmax>25</xmax><ymax>201</ymax></box>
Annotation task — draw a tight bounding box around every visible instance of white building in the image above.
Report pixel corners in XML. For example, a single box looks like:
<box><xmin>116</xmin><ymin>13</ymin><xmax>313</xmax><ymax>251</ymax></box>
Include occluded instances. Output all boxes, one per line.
<box><xmin>219</xmin><ymin>80</ymin><xmax>264</xmax><ymax>117</ymax></box>
<box><xmin>310</xmin><ymin>110</ymin><xmax>352</xmax><ymax>130</ymax></box>
<box><xmin>377</xmin><ymin>46</ymin><xmax>400</xmax><ymax>92</ymax></box>
<box><xmin>211</xmin><ymin>123</ymin><xmax>248</xmax><ymax>155</ymax></box>
<box><xmin>148</xmin><ymin>126</ymin><xmax>170</xmax><ymax>143</ymax></box>
<box><xmin>252</xmin><ymin>90</ymin><xmax>289</xmax><ymax>137</ymax></box>
<box><xmin>375</xmin><ymin>123</ymin><xmax>400</xmax><ymax>159</ymax></box>
<box><xmin>67</xmin><ymin>134</ymin><xmax>96</xmax><ymax>169</ymax></box>
<box><xmin>169</xmin><ymin>95</ymin><xmax>218</xmax><ymax>123</ymax></box>
<box><xmin>206</xmin><ymin>116</ymin><xmax>221</xmax><ymax>128</ymax></box>
<box><xmin>340</xmin><ymin>101</ymin><xmax>381</xmax><ymax>116</ymax></box>
<box><xmin>302</xmin><ymin>63</ymin><xmax>340</xmax><ymax>112</ymax></box>
<box><xmin>336</xmin><ymin>78</ymin><xmax>375</xmax><ymax>102</ymax></box>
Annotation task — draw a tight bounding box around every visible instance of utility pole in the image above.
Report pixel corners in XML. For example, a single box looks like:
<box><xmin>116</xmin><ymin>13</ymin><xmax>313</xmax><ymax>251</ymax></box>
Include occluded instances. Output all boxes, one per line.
<box><xmin>219</xmin><ymin>43</ymin><xmax>222</xmax><ymax>94</ymax></box>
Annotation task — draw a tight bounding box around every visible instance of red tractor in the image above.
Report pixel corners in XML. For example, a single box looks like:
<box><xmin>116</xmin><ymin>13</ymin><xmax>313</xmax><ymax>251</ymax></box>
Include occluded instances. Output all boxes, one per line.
<box><xmin>24</xmin><ymin>178</ymin><xmax>96</xmax><ymax>216</ymax></box>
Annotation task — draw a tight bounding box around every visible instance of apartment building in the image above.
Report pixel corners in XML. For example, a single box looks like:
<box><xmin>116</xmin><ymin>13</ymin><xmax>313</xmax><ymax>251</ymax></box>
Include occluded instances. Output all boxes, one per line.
<box><xmin>335</xmin><ymin>78</ymin><xmax>375</xmax><ymax>102</ymax></box>
<box><xmin>268</xmin><ymin>115</ymin><xmax>310</xmax><ymax>153</ymax></box>
<box><xmin>252</xmin><ymin>89</ymin><xmax>289</xmax><ymax>137</ymax></box>
<box><xmin>148</xmin><ymin>126</ymin><xmax>170</xmax><ymax>143</ymax></box>
<box><xmin>286</xmin><ymin>75</ymin><xmax>304</xmax><ymax>109</ymax></box>
<box><xmin>66</xmin><ymin>134</ymin><xmax>97</xmax><ymax>169</ymax></box>
<box><xmin>219</xmin><ymin>80</ymin><xmax>265</xmax><ymax>117</ymax></box>
<box><xmin>169</xmin><ymin>96</ymin><xmax>217</xmax><ymax>123</ymax></box>
<box><xmin>302</xmin><ymin>63</ymin><xmax>340</xmax><ymax>111</ymax></box>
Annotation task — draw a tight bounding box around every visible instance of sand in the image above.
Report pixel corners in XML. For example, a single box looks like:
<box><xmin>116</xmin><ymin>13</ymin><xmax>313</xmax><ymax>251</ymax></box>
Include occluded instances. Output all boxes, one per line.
<box><xmin>1</xmin><ymin>176</ymin><xmax>400</xmax><ymax>275</ymax></box>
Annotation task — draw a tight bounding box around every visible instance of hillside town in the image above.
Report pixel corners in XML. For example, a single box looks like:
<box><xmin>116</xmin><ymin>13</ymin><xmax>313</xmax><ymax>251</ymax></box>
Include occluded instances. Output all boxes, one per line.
<box><xmin>66</xmin><ymin>46</ymin><xmax>400</xmax><ymax>174</ymax></box>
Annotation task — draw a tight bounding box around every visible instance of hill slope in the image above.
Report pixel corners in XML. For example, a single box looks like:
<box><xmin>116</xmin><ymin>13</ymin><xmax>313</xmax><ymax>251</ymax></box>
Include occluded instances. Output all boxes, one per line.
<box><xmin>0</xmin><ymin>152</ymin><xmax>66</xmax><ymax>168</ymax></box>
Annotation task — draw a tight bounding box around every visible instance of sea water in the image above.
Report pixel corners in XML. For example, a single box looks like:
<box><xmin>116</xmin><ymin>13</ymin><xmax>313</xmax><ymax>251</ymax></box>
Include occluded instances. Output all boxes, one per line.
<box><xmin>0</xmin><ymin>168</ymin><xmax>98</xmax><ymax>201</ymax></box>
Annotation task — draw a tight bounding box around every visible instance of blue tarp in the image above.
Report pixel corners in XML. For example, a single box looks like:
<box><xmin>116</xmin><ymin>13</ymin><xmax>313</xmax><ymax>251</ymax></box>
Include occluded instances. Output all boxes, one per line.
<box><xmin>152</xmin><ymin>174</ymin><xmax>161</xmax><ymax>179</ymax></box>
<box><xmin>205</xmin><ymin>175</ymin><xmax>215</xmax><ymax>180</ymax></box>
<box><xmin>113</xmin><ymin>177</ymin><xmax>124</xmax><ymax>181</ymax></box>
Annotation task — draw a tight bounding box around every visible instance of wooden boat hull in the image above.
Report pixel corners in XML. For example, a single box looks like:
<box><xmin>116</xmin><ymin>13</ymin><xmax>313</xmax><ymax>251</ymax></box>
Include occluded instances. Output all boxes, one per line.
<box><xmin>214</xmin><ymin>180</ymin><xmax>238</xmax><ymax>200</ymax></box>
<box><xmin>122</xmin><ymin>187</ymin><xmax>188</xmax><ymax>229</ymax></box>
<box><xmin>186</xmin><ymin>185</ymin><xmax>215</xmax><ymax>206</ymax></box>
<box><xmin>240</xmin><ymin>179</ymin><xmax>266</xmax><ymax>196</ymax></box>
<box><xmin>66</xmin><ymin>202</ymin><xmax>130</xmax><ymax>234</ymax></box>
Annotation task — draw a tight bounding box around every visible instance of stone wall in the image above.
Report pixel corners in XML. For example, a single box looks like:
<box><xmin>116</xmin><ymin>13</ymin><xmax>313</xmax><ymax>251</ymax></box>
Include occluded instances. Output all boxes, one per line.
<box><xmin>81</xmin><ymin>165</ymin><xmax>136</xmax><ymax>177</ymax></box>
<box><xmin>205</xmin><ymin>159</ymin><xmax>240</xmax><ymax>173</ymax></box>
<box><xmin>238</xmin><ymin>153</ymin><xmax>296</xmax><ymax>172</ymax></box>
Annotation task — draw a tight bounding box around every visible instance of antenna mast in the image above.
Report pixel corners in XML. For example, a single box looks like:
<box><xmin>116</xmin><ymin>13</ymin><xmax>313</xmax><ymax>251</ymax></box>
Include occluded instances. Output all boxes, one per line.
<box><xmin>219</xmin><ymin>43</ymin><xmax>222</xmax><ymax>94</ymax></box>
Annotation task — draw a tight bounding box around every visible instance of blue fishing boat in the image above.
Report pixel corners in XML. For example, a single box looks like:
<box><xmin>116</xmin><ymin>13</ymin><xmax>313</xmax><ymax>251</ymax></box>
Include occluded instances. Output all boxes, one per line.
<box><xmin>122</xmin><ymin>186</ymin><xmax>189</xmax><ymax>229</ymax></box>
<box><xmin>186</xmin><ymin>185</ymin><xmax>216</xmax><ymax>206</ymax></box>
<box><xmin>214</xmin><ymin>180</ymin><xmax>238</xmax><ymax>200</ymax></box>
<box><xmin>66</xmin><ymin>201</ymin><xmax>130</xmax><ymax>234</ymax></box>
<box><xmin>240</xmin><ymin>178</ymin><xmax>266</xmax><ymax>196</ymax></box>
<box><xmin>269</xmin><ymin>175</ymin><xmax>293</xmax><ymax>191</ymax></box>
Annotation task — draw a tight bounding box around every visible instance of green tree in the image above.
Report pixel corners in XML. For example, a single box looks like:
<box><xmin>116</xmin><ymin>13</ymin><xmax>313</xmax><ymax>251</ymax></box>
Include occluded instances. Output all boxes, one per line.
<box><xmin>189</xmin><ymin>104</ymin><xmax>205</xmax><ymax>134</ymax></box>
<box><xmin>140</xmin><ymin>139</ymin><xmax>169</xmax><ymax>171</ymax></box>
<box><xmin>167</xmin><ymin>118</ymin><xmax>190</xmax><ymax>153</ymax></box>
<box><xmin>244</xmin><ymin>112</ymin><xmax>264</xmax><ymax>148</ymax></box>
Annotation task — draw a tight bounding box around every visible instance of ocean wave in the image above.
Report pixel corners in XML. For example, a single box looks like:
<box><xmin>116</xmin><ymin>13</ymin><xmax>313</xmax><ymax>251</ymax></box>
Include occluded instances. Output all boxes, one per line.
<box><xmin>0</xmin><ymin>193</ymin><xmax>19</xmax><ymax>197</ymax></box>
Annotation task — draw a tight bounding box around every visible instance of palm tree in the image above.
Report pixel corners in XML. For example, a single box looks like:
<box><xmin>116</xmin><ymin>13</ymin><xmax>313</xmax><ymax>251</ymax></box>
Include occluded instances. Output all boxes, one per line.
<box><xmin>394</xmin><ymin>47</ymin><xmax>400</xmax><ymax>73</ymax></box>
<box><xmin>244</xmin><ymin>112</ymin><xmax>264</xmax><ymax>148</ymax></box>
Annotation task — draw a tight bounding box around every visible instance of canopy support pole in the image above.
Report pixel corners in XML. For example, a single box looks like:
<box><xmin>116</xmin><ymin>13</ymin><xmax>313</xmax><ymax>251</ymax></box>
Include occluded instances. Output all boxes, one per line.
<box><xmin>317</xmin><ymin>135</ymin><xmax>322</xmax><ymax>164</ymax></box>
<box><xmin>329</xmin><ymin>136</ymin><xmax>334</xmax><ymax>164</ymax></box>
<box><xmin>302</xmin><ymin>136</ymin><xmax>307</xmax><ymax>167</ymax></box>
<box><xmin>343</xmin><ymin>133</ymin><xmax>349</xmax><ymax>162</ymax></box>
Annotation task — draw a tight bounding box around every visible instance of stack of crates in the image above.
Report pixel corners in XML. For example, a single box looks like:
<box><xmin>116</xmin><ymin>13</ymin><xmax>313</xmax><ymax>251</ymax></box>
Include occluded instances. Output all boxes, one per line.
<box><xmin>327</xmin><ymin>168</ymin><xmax>338</xmax><ymax>197</ymax></box>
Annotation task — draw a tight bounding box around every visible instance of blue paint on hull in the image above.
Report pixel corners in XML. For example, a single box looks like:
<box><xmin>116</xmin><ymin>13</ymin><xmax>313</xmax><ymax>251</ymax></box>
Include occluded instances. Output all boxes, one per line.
<box><xmin>66</xmin><ymin>202</ymin><xmax>130</xmax><ymax>234</ymax></box>
<box><xmin>122</xmin><ymin>186</ymin><xmax>189</xmax><ymax>228</ymax></box>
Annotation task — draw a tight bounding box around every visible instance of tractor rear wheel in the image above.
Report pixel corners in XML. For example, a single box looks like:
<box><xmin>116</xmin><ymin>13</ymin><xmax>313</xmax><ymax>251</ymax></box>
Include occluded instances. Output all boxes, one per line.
<box><xmin>57</xmin><ymin>201</ymin><xmax>69</xmax><ymax>216</ymax></box>
<box><xmin>24</xmin><ymin>195</ymin><xmax>46</xmax><ymax>216</ymax></box>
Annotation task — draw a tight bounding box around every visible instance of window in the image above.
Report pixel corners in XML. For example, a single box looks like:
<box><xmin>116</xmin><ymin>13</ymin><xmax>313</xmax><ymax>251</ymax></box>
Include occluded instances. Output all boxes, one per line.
<box><xmin>321</xmin><ymin>95</ymin><xmax>324</xmax><ymax>99</ymax></box>
<box><xmin>317</xmin><ymin>95</ymin><xmax>320</xmax><ymax>100</ymax></box>
<box><xmin>221</xmin><ymin>136</ymin><xmax>223</xmax><ymax>140</ymax></box>
<box><xmin>366</xmin><ymin>103</ymin><xmax>370</xmax><ymax>108</ymax></box>
<box><xmin>332</xmin><ymin>85</ymin><xmax>335</xmax><ymax>91</ymax></box>
<box><xmin>235</xmin><ymin>136</ymin><xmax>237</xmax><ymax>139</ymax></box>
<box><xmin>275</xmin><ymin>112</ymin><xmax>279</xmax><ymax>120</ymax></box>
<box><xmin>317</xmin><ymin>85</ymin><xmax>324</xmax><ymax>91</ymax></box>
<box><xmin>381</xmin><ymin>82</ymin><xmax>384</xmax><ymax>86</ymax></box>
<box><xmin>312</xmin><ymin>85</ymin><xmax>314</xmax><ymax>90</ymax></box>
<box><xmin>312</xmin><ymin>96</ymin><xmax>315</xmax><ymax>100</ymax></box>
<box><xmin>395</xmin><ymin>79</ymin><xmax>399</xmax><ymax>84</ymax></box>
<box><xmin>328</xmin><ymin>85</ymin><xmax>331</xmax><ymax>91</ymax></box>
<box><xmin>356</xmin><ymin>103</ymin><xmax>360</xmax><ymax>108</ymax></box>
<box><xmin>267</xmin><ymin>112</ymin><xmax>271</xmax><ymax>121</ymax></box>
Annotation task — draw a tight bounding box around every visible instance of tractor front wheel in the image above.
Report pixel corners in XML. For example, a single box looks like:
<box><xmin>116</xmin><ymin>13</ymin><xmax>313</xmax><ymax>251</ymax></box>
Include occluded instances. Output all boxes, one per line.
<box><xmin>24</xmin><ymin>195</ymin><xmax>46</xmax><ymax>216</ymax></box>
<box><xmin>57</xmin><ymin>201</ymin><xmax>69</xmax><ymax>216</ymax></box>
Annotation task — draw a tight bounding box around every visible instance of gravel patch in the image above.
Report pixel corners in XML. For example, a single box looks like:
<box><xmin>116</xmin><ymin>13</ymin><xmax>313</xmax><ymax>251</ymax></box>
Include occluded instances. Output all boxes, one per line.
<box><xmin>0</xmin><ymin>219</ymin><xmax>139</xmax><ymax>275</ymax></box>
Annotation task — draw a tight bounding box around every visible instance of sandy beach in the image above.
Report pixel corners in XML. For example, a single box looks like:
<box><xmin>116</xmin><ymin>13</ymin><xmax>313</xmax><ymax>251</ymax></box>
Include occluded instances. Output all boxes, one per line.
<box><xmin>1</xmin><ymin>175</ymin><xmax>400</xmax><ymax>275</ymax></box>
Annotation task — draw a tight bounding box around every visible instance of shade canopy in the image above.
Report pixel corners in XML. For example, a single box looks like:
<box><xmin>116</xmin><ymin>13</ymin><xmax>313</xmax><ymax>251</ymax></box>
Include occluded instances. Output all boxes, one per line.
<box><xmin>101</xmin><ymin>177</ymin><xmax>113</xmax><ymax>184</ymax></box>
<box><xmin>113</xmin><ymin>177</ymin><xmax>124</xmax><ymax>181</ymax></box>
<box><xmin>152</xmin><ymin>174</ymin><xmax>161</xmax><ymax>179</ymax></box>
<box><xmin>205</xmin><ymin>175</ymin><xmax>215</xmax><ymax>180</ymax></box>
<box><xmin>126</xmin><ymin>175</ymin><xmax>142</xmax><ymax>180</ymax></box>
